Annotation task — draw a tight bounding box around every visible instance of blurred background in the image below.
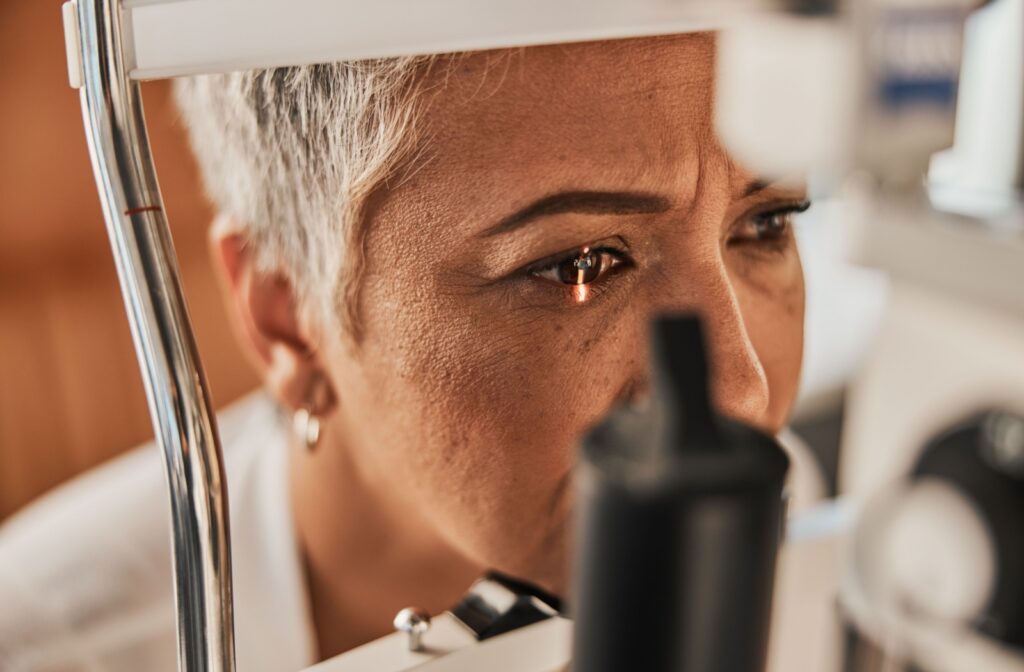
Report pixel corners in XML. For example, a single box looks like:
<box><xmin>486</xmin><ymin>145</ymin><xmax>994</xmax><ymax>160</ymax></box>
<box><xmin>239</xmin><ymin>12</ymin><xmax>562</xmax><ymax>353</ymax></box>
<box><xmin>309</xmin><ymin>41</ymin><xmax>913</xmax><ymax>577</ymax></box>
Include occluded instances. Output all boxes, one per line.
<box><xmin>0</xmin><ymin>0</ymin><xmax>258</xmax><ymax>522</ymax></box>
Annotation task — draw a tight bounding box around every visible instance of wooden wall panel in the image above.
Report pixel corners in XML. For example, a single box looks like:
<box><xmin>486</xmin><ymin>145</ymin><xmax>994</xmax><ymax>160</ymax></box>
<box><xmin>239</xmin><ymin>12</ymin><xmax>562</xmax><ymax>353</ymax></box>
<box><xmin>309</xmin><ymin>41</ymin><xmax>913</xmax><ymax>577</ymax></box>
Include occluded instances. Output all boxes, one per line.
<box><xmin>0</xmin><ymin>0</ymin><xmax>260</xmax><ymax>521</ymax></box>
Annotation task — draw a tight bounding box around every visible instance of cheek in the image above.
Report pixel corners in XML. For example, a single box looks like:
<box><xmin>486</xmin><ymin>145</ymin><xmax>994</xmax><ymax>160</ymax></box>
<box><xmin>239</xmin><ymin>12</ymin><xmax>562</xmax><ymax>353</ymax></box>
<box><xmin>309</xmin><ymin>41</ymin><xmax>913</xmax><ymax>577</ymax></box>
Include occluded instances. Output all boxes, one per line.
<box><xmin>353</xmin><ymin>263</ymin><xmax>639</xmax><ymax>566</ymax></box>
<box><xmin>730</xmin><ymin>250</ymin><xmax>806</xmax><ymax>430</ymax></box>
<box><xmin>401</xmin><ymin>300</ymin><xmax>633</xmax><ymax>479</ymax></box>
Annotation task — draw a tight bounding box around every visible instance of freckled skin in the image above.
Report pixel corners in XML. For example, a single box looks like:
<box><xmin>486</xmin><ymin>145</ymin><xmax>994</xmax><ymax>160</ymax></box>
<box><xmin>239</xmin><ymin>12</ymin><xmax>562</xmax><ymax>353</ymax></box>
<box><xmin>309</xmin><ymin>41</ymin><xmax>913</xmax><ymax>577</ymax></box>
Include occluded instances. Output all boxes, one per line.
<box><xmin>278</xmin><ymin>33</ymin><xmax>805</xmax><ymax>657</ymax></box>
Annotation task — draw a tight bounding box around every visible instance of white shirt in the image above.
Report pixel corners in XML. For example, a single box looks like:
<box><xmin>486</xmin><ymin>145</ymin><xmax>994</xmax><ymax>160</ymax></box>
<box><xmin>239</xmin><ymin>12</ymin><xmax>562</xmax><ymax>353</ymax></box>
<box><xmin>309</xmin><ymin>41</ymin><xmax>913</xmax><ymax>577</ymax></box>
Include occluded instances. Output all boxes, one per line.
<box><xmin>0</xmin><ymin>392</ymin><xmax>316</xmax><ymax>672</ymax></box>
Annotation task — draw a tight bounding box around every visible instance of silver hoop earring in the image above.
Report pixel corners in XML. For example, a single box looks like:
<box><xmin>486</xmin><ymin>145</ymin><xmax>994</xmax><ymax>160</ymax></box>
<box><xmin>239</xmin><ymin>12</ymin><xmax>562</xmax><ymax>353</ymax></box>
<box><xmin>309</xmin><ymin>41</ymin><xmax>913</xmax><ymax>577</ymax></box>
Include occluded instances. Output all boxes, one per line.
<box><xmin>293</xmin><ymin>407</ymin><xmax>321</xmax><ymax>451</ymax></box>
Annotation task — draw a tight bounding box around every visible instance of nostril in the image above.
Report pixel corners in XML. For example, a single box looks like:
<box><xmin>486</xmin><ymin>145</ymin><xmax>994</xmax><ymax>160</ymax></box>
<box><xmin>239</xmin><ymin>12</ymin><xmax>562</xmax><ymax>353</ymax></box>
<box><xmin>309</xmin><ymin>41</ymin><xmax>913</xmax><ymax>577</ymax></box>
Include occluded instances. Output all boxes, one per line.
<box><xmin>614</xmin><ymin>376</ymin><xmax>651</xmax><ymax>409</ymax></box>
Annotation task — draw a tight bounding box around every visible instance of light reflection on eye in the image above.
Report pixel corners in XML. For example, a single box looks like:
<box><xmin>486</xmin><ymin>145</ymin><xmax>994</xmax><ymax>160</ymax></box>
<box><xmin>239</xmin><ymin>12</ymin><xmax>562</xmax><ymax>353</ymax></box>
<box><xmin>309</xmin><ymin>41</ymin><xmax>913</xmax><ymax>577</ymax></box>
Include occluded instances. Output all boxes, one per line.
<box><xmin>530</xmin><ymin>246</ymin><xmax>626</xmax><ymax>304</ymax></box>
<box><xmin>573</xmin><ymin>284</ymin><xmax>590</xmax><ymax>304</ymax></box>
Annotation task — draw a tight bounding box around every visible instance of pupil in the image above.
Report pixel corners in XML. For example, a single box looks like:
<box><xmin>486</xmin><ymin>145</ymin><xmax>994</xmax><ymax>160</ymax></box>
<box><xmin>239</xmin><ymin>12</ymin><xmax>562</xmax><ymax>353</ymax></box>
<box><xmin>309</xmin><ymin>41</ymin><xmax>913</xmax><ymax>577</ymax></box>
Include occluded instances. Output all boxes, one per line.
<box><xmin>558</xmin><ymin>250</ymin><xmax>601</xmax><ymax>285</ymax></box>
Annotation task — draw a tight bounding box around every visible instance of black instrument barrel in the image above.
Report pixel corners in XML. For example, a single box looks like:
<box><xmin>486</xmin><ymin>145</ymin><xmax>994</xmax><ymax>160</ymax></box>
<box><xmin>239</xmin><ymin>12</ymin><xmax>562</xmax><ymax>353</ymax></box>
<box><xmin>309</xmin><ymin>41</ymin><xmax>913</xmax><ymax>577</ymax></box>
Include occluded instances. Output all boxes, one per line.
<box><xmin>573</xmin><ymin>315</ymin><xmax>789</xmax><ymax>672</ymax></box>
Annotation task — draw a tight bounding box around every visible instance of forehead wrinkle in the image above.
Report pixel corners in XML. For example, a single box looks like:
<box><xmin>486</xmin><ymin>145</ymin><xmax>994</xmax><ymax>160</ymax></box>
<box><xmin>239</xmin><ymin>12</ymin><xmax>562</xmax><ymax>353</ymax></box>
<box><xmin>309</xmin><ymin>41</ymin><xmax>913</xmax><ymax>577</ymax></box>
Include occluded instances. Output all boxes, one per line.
<box><xmin>429</xmin><ymin>33</ymin><xmax>717</xmax><ymax>115</ymax></box>
<box><xmin>376</xmin><ymin>33</ymin><xmax>722</xmax><ymax>241</ymax></box>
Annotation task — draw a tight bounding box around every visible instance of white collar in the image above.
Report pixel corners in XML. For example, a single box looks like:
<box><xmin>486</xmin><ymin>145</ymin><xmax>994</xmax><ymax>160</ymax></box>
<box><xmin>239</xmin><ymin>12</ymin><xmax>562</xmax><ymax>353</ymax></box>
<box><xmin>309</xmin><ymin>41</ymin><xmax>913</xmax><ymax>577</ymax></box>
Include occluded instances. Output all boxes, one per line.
<box><xmin>220</xmin><ymin>393</ymin><xmax>316</xmax><ymax>671</ymax></box>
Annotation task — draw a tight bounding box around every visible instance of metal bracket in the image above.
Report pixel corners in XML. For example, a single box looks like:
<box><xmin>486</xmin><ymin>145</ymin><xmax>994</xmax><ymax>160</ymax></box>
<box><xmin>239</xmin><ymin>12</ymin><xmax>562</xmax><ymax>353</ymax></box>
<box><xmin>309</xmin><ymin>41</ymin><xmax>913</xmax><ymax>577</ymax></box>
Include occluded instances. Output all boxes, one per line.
<box><xmin>65</xmin><ymin>1</ymin><xmax>237</xmax><ymax>670</ymax></box>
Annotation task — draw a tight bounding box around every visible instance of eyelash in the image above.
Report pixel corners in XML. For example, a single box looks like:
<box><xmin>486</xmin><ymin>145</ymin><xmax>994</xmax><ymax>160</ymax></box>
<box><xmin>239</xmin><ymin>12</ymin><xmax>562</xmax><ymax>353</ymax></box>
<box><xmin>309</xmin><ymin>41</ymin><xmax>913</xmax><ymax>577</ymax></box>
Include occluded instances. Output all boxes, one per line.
<box><xmin>520</xmin><ymin>200</ymin><xmax>810</xmax><ymax>304</ymax></box>
<box><xmin>727</xmin><ymin>201</ymin><xmax>811</xmax><ymax>252</ymax></box>
<box><xmin>526</xmin><ymin>245</ymin><xmax>631</xmax><ymax>302</ymax></box>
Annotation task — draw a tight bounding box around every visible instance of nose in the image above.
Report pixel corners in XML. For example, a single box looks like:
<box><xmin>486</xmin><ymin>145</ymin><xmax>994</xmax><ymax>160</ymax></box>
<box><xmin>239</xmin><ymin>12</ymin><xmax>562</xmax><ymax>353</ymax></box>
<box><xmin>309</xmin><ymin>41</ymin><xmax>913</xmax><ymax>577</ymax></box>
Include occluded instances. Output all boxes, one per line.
<box><xmin>653</xmin><ymin>263</ymin><xmax>770</xmax><ymax>428</ymax></box>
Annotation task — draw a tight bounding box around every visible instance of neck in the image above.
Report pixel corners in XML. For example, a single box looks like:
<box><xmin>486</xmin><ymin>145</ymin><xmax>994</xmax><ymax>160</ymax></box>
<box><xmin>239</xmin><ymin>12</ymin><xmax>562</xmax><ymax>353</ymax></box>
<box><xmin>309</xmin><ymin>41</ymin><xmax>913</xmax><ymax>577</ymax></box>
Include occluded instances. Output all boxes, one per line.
<box><xmin>289</xmin><ymin>435</ymin><xmax>482</xmax><ymax>662</ymax></box>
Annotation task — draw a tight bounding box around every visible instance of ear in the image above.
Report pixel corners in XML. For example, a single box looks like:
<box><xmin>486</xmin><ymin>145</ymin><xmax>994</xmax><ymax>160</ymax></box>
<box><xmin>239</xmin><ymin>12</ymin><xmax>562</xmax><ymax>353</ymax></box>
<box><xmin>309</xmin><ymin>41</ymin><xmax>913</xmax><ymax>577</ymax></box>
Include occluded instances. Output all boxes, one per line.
<box><xmin>210</xmin><ymin>215</ymin><xmax>337</xmax><ymax>415</ymax></box>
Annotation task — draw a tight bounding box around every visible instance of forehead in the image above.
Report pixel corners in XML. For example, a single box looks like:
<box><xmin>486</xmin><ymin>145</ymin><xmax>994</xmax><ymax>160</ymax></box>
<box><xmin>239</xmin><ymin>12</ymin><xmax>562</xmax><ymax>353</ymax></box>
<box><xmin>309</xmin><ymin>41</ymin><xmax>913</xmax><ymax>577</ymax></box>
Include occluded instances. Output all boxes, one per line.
<box><xmin>403</xmin><ymin>33</ymin><xmax>718</xmax><ymax>196</ymax></box>
<box><xmin>428</xmin><ymin>32</ymin><xmax>716</xmax><ymax>125</ymax></box>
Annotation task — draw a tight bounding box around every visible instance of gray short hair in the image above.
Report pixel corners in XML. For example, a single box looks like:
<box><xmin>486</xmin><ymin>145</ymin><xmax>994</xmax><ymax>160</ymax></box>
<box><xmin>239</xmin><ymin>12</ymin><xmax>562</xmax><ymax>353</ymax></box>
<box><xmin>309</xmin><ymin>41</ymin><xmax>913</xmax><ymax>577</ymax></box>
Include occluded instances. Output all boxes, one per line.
<box><xmin>174</xmin><ymin>58</ymin><xmax>435</xmax><ymax>338</ymax></box>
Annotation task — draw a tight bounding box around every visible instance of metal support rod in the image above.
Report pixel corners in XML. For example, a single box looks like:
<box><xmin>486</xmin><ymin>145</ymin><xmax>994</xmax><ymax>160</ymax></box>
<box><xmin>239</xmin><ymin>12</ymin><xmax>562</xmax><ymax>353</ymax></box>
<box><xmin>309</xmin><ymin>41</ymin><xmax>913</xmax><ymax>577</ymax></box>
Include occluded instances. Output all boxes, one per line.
<box><xmin>68</xmin><ymin>0</ymin><xmax>237</xmax><ymax>670</ymax></box>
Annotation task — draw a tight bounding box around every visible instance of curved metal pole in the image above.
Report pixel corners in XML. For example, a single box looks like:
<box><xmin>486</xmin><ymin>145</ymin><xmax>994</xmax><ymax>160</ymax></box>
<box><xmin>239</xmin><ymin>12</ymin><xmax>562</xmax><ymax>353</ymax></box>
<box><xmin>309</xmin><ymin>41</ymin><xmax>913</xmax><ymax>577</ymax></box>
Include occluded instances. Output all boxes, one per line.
<box><xmin>65</xmin><ymin>1</ymin><xmax>237</xmax><ymax>670</ymax></box>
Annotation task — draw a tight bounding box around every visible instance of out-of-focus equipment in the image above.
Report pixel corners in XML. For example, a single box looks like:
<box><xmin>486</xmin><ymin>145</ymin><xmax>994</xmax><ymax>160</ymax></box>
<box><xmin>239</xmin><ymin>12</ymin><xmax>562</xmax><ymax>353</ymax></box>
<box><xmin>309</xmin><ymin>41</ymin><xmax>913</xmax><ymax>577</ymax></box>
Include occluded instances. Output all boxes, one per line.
<box><xmin>306</xmin><ymin>572</ymin><xmax>570</xmax><ymax>672</ymax></box>
<box><xmin>572</xmin><ymin>316</ymin><xmax>788</xmax><ymax>672</ymax></box>
<box><xmin>842</xmin><ymin>411</ymin><xmax>1024</xmax><ymax>672</ymax></box>
<box><xmin>827</xmin><ymin>2</ymin><xmax>1024</xmax><ymax>670</ymax></box>
<box><xmin>59</xmin><ymin>0</ymin><xmax>1024</xmax><ymax>670</ymax></box>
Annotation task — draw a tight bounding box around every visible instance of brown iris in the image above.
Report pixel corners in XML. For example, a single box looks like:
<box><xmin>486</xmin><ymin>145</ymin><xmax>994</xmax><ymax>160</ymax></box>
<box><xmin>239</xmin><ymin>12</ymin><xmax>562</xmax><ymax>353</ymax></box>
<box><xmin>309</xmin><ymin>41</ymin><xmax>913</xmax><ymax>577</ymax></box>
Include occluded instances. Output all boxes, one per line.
<box><xmin>557</xmin><ymin>247</ymin><xmax>602</xmax><ymax>285</ymax></box>
<box><xmin>528</xmin><ymin>244</ymin><xmax>628</xmax><ymax>304</ymax></box>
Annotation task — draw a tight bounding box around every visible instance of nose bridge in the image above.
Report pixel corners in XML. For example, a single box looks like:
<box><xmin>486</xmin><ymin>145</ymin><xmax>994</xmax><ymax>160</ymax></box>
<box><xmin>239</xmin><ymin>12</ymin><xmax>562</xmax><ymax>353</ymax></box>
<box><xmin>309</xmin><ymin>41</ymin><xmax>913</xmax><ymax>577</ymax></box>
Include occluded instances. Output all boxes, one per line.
<box><xmin>651</xmin><ymin>258</ymin><xmax>770</xmax><ymax>426</ymax></box>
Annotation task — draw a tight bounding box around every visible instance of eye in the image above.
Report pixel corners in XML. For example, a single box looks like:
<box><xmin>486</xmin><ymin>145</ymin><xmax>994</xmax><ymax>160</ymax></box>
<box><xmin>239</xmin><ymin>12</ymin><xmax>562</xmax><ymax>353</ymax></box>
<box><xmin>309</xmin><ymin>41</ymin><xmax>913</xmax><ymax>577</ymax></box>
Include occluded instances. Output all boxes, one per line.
<box><xmin>529</xmin><ymin>246</ymin><xmax>626</xmax><ymax>287</ymax></box>
<box><xmin>729</xmin><ymin>200</ymin><xmax>811</xmax><ymax>250</ymax></box>
<box><xmin>753</xmin><ymin>212</ymin><xmax>791</xmax><ymax>240</ymax></box>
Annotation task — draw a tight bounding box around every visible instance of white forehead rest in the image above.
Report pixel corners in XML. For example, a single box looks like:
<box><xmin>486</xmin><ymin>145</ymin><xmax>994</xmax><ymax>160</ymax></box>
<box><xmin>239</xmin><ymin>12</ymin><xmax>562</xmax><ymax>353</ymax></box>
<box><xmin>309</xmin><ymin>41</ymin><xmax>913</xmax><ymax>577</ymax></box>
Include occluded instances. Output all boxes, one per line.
<box><xmin>123</xmin><ymin>0</ymin><xmax>759</xmax><ymax>80</ymax></box>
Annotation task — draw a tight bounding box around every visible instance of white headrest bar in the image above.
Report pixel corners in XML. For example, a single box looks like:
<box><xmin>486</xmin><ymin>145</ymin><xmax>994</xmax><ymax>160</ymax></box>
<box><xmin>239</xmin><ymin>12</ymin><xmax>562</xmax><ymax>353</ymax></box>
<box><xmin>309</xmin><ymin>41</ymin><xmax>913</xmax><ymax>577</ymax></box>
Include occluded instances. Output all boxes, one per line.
<box><xmin>124</xmin><ymin>0</ymin><xmax>767</xmax><ymax>80</ymax></box>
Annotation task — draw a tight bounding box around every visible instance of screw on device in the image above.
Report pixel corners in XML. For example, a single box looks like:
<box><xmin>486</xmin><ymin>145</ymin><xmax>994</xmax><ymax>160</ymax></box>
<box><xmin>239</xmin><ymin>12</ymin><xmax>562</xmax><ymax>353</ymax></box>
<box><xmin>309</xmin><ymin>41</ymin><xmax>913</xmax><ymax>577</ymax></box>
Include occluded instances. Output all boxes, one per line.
<box><xmin>393</xmin><ymin>607</ymin><xmax>431</xmax><ymax>651</ymax></box>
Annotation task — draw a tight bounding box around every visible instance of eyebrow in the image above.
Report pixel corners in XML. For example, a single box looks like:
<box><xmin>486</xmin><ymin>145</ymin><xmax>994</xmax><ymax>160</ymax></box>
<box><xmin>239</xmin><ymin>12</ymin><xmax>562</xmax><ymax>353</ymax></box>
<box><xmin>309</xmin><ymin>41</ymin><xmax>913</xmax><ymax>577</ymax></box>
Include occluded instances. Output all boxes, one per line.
<box><xmin>482</xmin><ymin>190</ymin><xmax>671</xmax><ymax>237</ymax></box>
<box><xmin>743</xmin><ymin>179</ymin><xmax>771</xmax><ymax>198</ymax></box>
<box><xmin>743</xmin><ymin>177</ymin><xmax>811</xmax><ymax>200</ymax></box>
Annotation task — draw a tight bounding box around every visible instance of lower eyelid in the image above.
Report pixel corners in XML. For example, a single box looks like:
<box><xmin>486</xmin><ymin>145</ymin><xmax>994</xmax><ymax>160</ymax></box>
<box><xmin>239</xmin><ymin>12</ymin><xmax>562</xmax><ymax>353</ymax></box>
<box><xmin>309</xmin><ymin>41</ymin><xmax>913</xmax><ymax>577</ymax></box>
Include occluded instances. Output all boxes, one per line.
<box><xmin>727</xmin><ymin>232</ymin><xmax>794</xmax><ymax>257</ymax></box>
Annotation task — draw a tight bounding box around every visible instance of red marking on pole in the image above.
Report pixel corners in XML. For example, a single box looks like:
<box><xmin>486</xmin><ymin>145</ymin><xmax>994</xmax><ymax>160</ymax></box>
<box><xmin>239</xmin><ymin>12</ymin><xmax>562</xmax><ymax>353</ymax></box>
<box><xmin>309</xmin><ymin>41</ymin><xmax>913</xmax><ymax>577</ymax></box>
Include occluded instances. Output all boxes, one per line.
<box><xmin>124</xmin><ymin>205</ymin><xmax>162</xmax><ymax>216</ymax></box>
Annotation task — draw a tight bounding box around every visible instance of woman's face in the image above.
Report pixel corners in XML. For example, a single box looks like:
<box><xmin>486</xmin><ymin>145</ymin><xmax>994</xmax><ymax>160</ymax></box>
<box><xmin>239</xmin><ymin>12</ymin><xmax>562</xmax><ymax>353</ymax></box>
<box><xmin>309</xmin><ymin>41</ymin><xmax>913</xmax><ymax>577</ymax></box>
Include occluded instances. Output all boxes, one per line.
<box><xmin>318</xmin><ymin>34</ymin><xmax>805</xmax><ymax>592</ymax></box>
